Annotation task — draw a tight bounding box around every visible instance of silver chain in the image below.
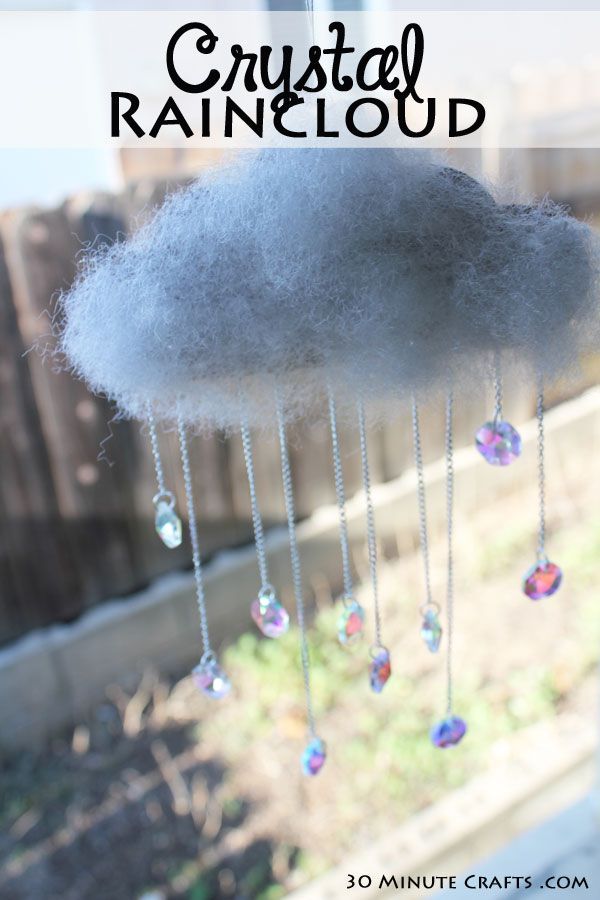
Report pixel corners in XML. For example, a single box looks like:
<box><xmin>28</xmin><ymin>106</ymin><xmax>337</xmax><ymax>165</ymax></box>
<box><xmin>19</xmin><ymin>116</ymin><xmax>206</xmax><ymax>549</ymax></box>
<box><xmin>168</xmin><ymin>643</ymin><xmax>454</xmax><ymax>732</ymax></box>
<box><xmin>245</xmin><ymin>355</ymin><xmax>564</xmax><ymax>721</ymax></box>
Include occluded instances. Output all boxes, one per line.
<box><xmin>411</xmin><ymin>396</ymin><xmax>433</xmax><ymax>607</ymax></box>
<box><xmin>493</xmin><ymin>368</ymin><xmax>503</xmax><ymax>424</ymax></box>
<box><xmin>177</xmin><ymin>415</ymin><xmax>211</xmax><ymax>656</ymax></box>
<box><xmin>445</xmin><ymin>390</ymin><xmax>455</xmax><ymax>716</ymax></box>
<box><xmin>305</xmin><ymin>0</ymin><xmax>315</xmax><ymax>44</ymax></box>
<box><xmin>276</xmin><ymin>397</ymin><xmax>316</xmax><ymax>738</ymax></box>
<box><xmin>358</xmin><ymin>400</ymin><xmax>382</xmax><ymax>647</ymax></box>
<box><xmin>327</xmin><ymin>389</ymin><xmax>354</xmax><ymax>601</ymax></box>
<box><xmin>146</xmin><ymin>402</ymin><xmax>167</xmax><ymax>495</ymax></box>
<box><xmin>536</xmin><ymin>383</ymin><xmax>546</xmax><ymax>562</ymax></box>
<box><xmin>413</xmin><ymin>393</ymin><xmax>456</xmax><ymax>714</ymax></box>
<box><xmin>240</xmin><ymin>420</ymin><xmax>270</xmax><ymax>589</ymax></box>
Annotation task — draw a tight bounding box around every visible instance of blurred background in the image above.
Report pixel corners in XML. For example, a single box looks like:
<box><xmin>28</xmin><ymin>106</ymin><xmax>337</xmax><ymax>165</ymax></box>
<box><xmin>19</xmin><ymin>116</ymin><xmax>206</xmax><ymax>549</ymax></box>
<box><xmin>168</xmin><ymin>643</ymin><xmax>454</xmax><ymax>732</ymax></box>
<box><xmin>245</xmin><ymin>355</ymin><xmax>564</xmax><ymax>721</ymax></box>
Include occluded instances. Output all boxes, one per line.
<box><xmin>1</xmin><ymin>2</ymin><xmax>600</xmax><ymax>899</ymax></box>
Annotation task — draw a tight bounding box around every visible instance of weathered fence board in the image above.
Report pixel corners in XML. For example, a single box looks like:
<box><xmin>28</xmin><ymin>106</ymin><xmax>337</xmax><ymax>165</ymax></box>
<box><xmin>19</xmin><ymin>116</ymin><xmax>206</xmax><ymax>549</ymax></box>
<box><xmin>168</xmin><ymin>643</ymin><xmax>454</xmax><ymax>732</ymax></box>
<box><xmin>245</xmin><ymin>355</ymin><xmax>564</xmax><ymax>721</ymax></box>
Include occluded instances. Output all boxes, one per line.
<box><xmin>0</xmin><ymin>232</ymin><xmax>71</xmax><ymax>642</ymax></box>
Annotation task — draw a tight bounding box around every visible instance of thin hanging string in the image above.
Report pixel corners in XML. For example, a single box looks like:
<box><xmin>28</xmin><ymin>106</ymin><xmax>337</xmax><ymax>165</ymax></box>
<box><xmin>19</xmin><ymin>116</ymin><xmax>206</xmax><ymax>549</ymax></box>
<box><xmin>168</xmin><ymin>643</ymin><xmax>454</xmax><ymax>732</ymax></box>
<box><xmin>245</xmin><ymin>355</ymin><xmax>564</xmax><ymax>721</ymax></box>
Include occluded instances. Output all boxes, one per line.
<box><xmin>327</xmin><ymin>388</ymin><xmax>354</xmax><ymax>601</ymax></box>
<box><xmin>305</xmin><ymin>0</ymin><xmax>315</xmax><ymax>44</ymax></box>
<box><xmin>358</xmin><ymin>399</ymin><xmax>382</xmax><ymax>648</ymax></box>
<box><xmin>177</xmin><ymin>414</ymin><xmax>211</xmax><ymax>658</ymax></box>
<box><xmin>276</xmin><ymin>397</ymin><xmax>316</xmax><ymax>738</ymax></box>
<box><xmin>444</xmin><ymin>390</ymin><xmax>455</xmax><ymax>716</ymax></box>
<box><xmin>536</xmin><ymin>383</ymin><xmax>546</xmax><ymax>563</ymax></box>
<box><xmin>493</xmin><ymin>355</ymin><xmax>503</xmax><ymax>424</ymax></box>
<box><xmin>411</xmin><ymin>396</ymin><xmax>433</xmax><ymax>608</ymax></box>
<box><xmin>240</xmin><ymin>420</ymin><xmax>270</xmax><ymax>589</ymax></box>
<box><xmin>146</xmin><ymin>402</ymin><xmax>167</xmax><ymax>496</ymax></box>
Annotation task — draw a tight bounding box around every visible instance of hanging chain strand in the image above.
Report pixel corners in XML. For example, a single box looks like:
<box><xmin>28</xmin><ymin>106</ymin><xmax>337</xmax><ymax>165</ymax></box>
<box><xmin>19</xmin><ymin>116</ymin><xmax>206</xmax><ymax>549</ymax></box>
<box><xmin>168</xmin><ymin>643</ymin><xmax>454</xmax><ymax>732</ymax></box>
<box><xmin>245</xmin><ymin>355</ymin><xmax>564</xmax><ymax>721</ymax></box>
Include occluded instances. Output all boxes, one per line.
<box><xmin>411</xmin><ymin>396</ymin><xmax>433</xmax><ymax>607</ymax></box>
<box><xmin>276</xmin><ymin>398</ymin><xmax>316</xmax><ymax>738</ymax></box>
<box><xmin>445</xmin><ymin>390</ymin><xmax>455</xmax><ymax>716</ymax></box>
<box><xmin>305</xmin><ymin>0</ymin><xmax>315</xmax><ymax>44</ymax></box>
<box><xmin>328</xmin><ymin>389</ymin><xmax>354</xmax><ymax>601</ymax></box>
<box><xmin>240</xmin><ymin>420</ymin><xmax>270</xmax><ymax>589</ymax></box>
<box><xmin>536</xmin><ymin>383</ymin><xmax>546</xmax><ymax>562</ymax></box>
<box><xmin>493</xmin><ymin>355</ymin><xmax>503</xmax><ymax>424</ymax></box>
<box><xmin>177</xmin><ymin>415</ymin><xmax>211</xmax><ymax>657</ymax></box>
<box><xmin>358</xmin><ymin>400</ymin><xmax>382</xmax><ymax>647</ymax></box>
<box><xmin>146</xmin><ymin>402</ymin><xmax>167</xmax><ymax>496</ymax></box>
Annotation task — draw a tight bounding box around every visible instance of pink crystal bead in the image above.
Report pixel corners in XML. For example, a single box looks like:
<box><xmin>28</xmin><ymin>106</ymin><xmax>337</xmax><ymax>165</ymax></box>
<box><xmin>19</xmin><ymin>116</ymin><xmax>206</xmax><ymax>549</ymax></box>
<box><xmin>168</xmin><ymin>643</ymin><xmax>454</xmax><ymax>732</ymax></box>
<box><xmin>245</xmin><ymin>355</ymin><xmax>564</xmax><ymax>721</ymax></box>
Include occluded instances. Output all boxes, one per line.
<box><xmin>475</xmin><ymin>420</ymin><xmax>522</xmax><ymax>466</ymax></box>
<box><xmin>522</xmin><ymin>560</ymin><xmax>562</xmax><ymax>600</ymax></box>
<box><xmin>369</xmin><ymin>648</ymin><xmax>391</xmax><ymax>694</ymax></box>
<box><xmin>192</xmin><ymin>655</ymin><xmax>231</xmax><ymax>699</ymax></box>
<box><xmin>337</xmin><ymin>599</ymin><xmax>365</xmax><ymax>645</ymax></box>
<box><xmin>251</xmin><ymin>586</ymin><xmax>289</xmax><ymax>638</ymax></box>
<box><xmin>431</xmin><ymin>715</ymin><xmax>467</xmax><ymax>748</ymax></box>
<box><xmin>301</xmin><ymin>737</ymin><xmax>326</xmax><ymax>776</ymax></box>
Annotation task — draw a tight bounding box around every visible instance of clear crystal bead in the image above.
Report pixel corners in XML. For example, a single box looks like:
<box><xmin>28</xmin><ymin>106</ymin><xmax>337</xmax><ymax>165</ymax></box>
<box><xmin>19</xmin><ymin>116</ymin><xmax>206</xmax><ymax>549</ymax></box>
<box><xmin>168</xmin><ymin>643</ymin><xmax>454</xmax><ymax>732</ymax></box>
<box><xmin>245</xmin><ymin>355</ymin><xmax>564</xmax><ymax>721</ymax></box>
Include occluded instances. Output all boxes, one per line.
<box><xmin>420</xmin><ymin>608</ymin><xmax>442</xmax><ymax>653</ymax></box>
<box><xmin>251</xmin><ymin>587</ymin><xmax>289</xmax><ymax>638</ymax></box>
<box><xmin>192</xmin><ymin>656</ymin><xmax>231</xmax><ymax>699</ymax></box>
<box><xmin>337</xmin><ymin>599</ymin><xmax>365</xmax><ymax>645</ymax></box>
<box><xmin>154</xmin><ymin>500</ymin><xmax>182</xmax><ymax>549</ymax></box>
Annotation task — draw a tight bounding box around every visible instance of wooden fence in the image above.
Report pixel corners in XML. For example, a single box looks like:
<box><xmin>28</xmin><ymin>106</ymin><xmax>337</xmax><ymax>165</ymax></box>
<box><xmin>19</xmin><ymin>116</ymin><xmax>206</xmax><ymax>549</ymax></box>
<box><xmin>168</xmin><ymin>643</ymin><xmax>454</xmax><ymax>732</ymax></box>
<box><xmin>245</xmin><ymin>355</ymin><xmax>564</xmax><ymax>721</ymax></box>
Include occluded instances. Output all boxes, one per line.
<box><xmin>0</xmin><ymin>178</ymin><xmax>572</xmax><ymax>647</ymax></box>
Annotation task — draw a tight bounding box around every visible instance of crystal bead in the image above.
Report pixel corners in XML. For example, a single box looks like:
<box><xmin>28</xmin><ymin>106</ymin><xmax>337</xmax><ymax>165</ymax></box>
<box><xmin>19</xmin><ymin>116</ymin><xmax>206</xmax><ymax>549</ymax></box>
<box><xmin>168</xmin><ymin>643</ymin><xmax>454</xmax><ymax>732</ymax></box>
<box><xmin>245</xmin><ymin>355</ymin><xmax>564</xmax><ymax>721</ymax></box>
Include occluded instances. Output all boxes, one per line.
<box><xmin>301</xmin><ymin>737</ymin><xmax>326</xmax><ymax>776</ymax></box>
<box><xmin>475</xmin><ymin>420</ymin><xmax>522</xmax><ymax>466</ymax></box>
<box><xmin>337</xmin><ymin>599</ymin><xmax>365</xmax><ymax>645</ymax></box>
<box><xmin>192</xmin><ymin>656</ymin><xmax>231</xmax><ymax>699</ymax></box>
<box><xmin>430</xmin><ymin>715</ymin><xmax>467</xmax><ymax>748</ymax></box>
<box><xmin>251</xmin><ymin>587</ymin><xmax>289</xmax><ymax>638</ymax></box>
<box><xmin>369</xmin><ymin>648</ymin><xmax>391</xmax><ymax>693</ymax></box>
<box><xmin>421</xmin><ymin>608</ymin><xmax>442</xmax><ymax>653</ymax></box>
<box><xmin>154</xmin><ymin>500</ymin><xmax>182</xmax><ymax>549</ymax></box>
<box><xmin>522</xmin><ymin>560</ymin><xmax>562</xmax><ymax>600</ymax></box>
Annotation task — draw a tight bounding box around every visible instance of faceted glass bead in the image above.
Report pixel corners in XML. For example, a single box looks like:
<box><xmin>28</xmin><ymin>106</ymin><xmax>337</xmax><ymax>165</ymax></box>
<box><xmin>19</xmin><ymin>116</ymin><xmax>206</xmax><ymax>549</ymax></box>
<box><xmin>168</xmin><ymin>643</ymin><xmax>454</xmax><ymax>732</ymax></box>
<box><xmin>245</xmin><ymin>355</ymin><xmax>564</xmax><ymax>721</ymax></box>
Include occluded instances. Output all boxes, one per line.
<box><xmin>475</xmin><ymin>420</ymin><xmax>522</xmax><ymax>466</ymax></box>
<box><xmin>430</xmin><ymin>715</ymin><xmax>467</xmax><ymax>748</ymax></box>
<box><xmin>369</xmin><ymin>648</ymin><xmax>392</xmax><ymax>694</ymax></box>
<box><xmin>251</xmin><ymin>588</ymin><xmax>290</xmax><ymax>638</ymax></box>
<box><xmin>337</xmin><ymin>599</ymin><xmax>365</xmax><ymax>645</ymax></box>
<box><xmin>301</xmin><ymin>737</ymin><xmax>326</xmax><ymax>776</ymax></box>
<box><xmin>192</xmin><ymin>657</ymin><xmax>231</xmax><ymax>699</ymax></box>
<box><xmin>154</xmin><ymin>500</ymin><xmax>182</xmax><ymax>549</ymax></box>
<box><xmin>522</xmin><ymin>560</ymin><xmax>563</xmax><ymax>600</ymax></box>
<box><xmin>421</xmin><ymin>608</ymin><xmax>442</xmax><ymax>653</ymax></box>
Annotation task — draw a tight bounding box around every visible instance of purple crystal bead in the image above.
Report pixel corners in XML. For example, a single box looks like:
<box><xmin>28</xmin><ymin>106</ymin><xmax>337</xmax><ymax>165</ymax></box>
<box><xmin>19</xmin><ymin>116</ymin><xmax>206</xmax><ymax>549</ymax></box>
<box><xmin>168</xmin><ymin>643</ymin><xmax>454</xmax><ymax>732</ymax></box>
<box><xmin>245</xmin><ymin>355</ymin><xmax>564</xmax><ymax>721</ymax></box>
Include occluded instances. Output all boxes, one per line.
<box><xmin>475</xmin><ymin>420</ymin><xmax>522</xmax><ymax>466</ymax></box>
<box><xmin>301</xmin><ymin>737</ymin><xmax>326</xmax><ymax>776</ymax></box>
<box><xmin>337</xmin><ymin>599</ymin><xmax>365</xmax><ymax>645</ymax></box>
<box><xmin>430</xmin><ymin>715</ymin><xmax>467</xmax><ymax>748</ymax></box>
<box><xmin>420</xmin><ymin>608</ymin><xmax>442</xmax><ymax>653</ymax></box>
<box><xmin>192</xmin><ymin>656</ymin><xmax>231</xmax><ymax>699</ymax></box>
<box><xmin>522</xmin><ymin>560</ymin><xmax>562</xmax><ymax>600</ymax></box>
<box><xmin>251</xmin><ymin>587</ymin><xmax>289</xmax><ymax>638</ymax></box>
<box><xmin>369</xmin><ymin>648</ymin><xmax>391</xmax><ymax>694</ymax></box>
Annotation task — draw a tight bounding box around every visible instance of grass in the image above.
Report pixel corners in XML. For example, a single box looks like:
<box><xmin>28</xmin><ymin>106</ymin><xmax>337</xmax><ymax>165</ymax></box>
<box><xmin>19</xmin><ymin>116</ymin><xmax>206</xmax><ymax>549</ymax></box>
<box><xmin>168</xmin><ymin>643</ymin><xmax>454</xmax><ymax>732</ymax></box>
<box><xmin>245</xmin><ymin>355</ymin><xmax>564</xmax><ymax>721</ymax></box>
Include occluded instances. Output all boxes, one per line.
<box><xmin>1</xmin><ymin>487</ymin><xmax>599</xmax><ymax>900</ymax></box>
<box><xmin>202</xmin><ymin>499</ymin><xmax>600</xmax><ymax>872</ymax></box>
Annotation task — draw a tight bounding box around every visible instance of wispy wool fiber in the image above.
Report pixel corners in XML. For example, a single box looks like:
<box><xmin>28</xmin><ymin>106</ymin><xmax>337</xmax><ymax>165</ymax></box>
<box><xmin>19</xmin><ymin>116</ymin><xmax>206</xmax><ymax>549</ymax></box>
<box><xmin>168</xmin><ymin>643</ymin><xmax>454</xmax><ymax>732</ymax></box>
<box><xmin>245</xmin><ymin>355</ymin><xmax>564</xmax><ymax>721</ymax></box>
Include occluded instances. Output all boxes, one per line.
<box><xmin>58</xmin><ymin>148</ymin><xmax>600</xmax><ymax>429</ymax></box>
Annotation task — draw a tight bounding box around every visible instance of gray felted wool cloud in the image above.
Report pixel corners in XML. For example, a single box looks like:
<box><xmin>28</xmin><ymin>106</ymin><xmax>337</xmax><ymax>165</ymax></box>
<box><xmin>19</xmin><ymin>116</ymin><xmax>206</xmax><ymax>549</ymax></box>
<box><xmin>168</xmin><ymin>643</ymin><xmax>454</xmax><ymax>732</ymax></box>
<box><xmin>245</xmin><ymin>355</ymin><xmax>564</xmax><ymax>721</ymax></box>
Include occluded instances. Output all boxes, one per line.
<box><xmin>58</xmin><ymin>148</ymin><xmax>599</xmax><ymax>430</ymax></box>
